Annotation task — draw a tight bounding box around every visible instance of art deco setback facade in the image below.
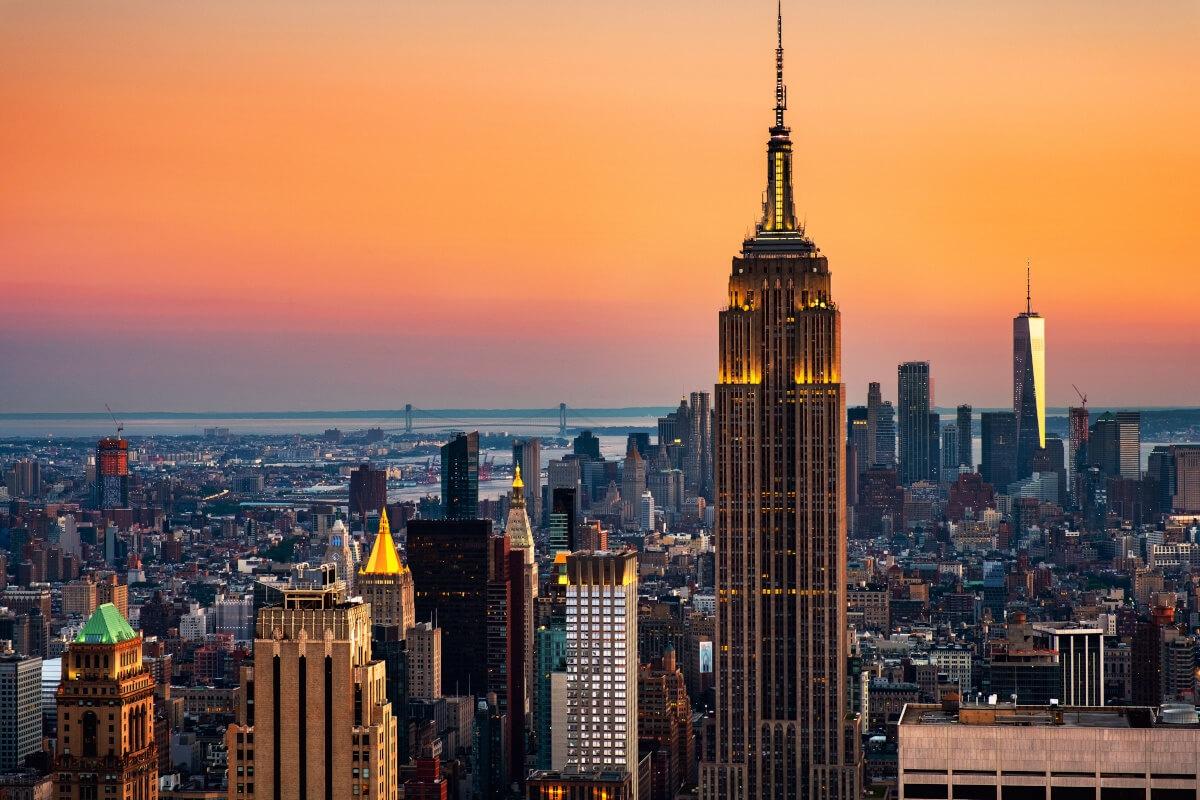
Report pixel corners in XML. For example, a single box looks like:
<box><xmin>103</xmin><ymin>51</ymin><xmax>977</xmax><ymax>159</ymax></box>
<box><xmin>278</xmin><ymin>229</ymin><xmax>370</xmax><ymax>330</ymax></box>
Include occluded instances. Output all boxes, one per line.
<box><xmin>703</xmin><ymin>8</ymin><xmax>860</xmax><ymax>799</ymax></box>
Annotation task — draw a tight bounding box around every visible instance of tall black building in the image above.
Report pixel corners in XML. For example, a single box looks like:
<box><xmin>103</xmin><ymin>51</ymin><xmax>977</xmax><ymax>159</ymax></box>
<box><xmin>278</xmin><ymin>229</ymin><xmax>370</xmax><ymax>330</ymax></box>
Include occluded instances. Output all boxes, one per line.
<box><xmin>407</xmin><ymin>518</ymin><xmax>491</xmax><ymax>696</ymax></box>
<box><xmin>956</xmin><ymin>404</ymin><xmax>973</xmax><ymax>468</ymax></box>
<box><xmin>897</xmin><ymin>362</ymin><xmax>934</xmax><ymax>484</ymax></box>
<box><xmin>548</xmin><ymin>487</ymin><xmax>576</xmax><ymax>553</ymax></box>
<box><xmin>980</xmin><ymin>411</ymin><xmax>1018</xmax><ymax>490</ymax></box>
<box><xmin>572</xmin><ymin>430</ymin><xmax>601</xmax><ymax>460</ymax></box>
<box><xmin>440</xmin><ymin>431</ymin><xmax>479</xmax><ymax>520</ymax></box>
<box><xmin>349</xmin><ymin>463</ymin><xmax>387</xmax><ymax>526</ymax></box>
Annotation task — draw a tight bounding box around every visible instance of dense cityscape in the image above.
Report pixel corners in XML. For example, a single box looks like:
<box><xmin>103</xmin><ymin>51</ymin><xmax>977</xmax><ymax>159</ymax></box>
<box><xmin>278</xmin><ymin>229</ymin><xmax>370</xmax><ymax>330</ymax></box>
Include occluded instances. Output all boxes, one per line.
<box><xmin>3</xmin><ymin>5</ymin><xmax>1200</xmax><ymax>800</ymax></box>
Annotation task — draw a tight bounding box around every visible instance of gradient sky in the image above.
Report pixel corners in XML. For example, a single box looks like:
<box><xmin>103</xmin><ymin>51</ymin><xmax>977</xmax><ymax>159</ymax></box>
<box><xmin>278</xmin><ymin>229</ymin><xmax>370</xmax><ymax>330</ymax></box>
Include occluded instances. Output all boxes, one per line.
<box><xmin>2</xmin><ymin>1</ymin><xmax>1197</xmax><ymax>412</ymax></box>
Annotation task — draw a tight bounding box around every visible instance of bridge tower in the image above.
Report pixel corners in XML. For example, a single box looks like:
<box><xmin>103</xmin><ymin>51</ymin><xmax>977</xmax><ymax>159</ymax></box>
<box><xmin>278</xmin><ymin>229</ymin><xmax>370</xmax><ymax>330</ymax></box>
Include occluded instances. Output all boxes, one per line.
<box><xmin>559</xmin><ymin>403</ymin><xmax>567</xmax><ymax>436</ymax></box>
<box><xmin>404</xmin><ymin>404</ymin><xmax>413</xmax><ymax>435</ymax></box>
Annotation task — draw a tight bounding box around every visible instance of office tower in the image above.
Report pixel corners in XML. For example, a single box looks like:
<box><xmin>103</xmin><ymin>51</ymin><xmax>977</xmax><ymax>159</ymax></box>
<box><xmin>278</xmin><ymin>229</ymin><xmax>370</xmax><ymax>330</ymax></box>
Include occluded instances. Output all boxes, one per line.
<box><xmin>1013</xmin><ymin>266</ymin><xmax>1046</xmax><ymax>480</ymax></box>
<box><xmin>1031</xmin><ymin>623</ymin><xmax>1105</xmax><ymax>706</ymax></box>
<box><xmin>505</xmin><ymin>468</ymin><xmax>537</xmax><ymax>778</ymax></box>
<box><xmin>626</xmin><ymin>432</ymin><xmax>651</xmax><ymax>461</ymax></box>
<box><xmin>370</xmin><ymin>623</ymin><xmax>410</xmax><ymax>766</ymax></box>
<box><xmin>898</xmin><ymin>702</ymin><xmax>1200</xmax><ymax>800</ymax></box>
<box><xmin>687</xmin><ymin>391</ymin><xmax>713</xmax><ymax>497</ymax></box>
<box><xmin>621</xmin><ymin>443</ymin><xmax>647</xmax><ymax>523</ymax></box>
<box><xmin>472</xmin><ymin>695</ymin><xmax>508</xmax><ymax>800</ymax></box>
<box><xmin>980</xmin><ymin>411</ymin><xmax>1018</xmax><ymax>490</ymax></box>
<box><xmin>512</xmin><ymin>437</ymin><xmax>543</xmax><ymax>525</ymax></box>
<box><xmin>546</xmin><ymin>458</ymin><xmax>582</xmax><ymax>527</ymax></box>
<box><xmin>866</xmin><ymin>382</ymin><xmax>882</xmax><ymax>466</ymax></box>
<box><xmin>0</xmin><ymin>654</ymin><xmax>41</xmax><ymax>771</ymax></box>
<box><xmin>440</xmin><ymin>431</ymin><xmax>479</xmax><ymax>520</ymax></box>
<box><xmin>348</xmin><ymin>463</ymin><xmax>387</xmax><ymax>527</ymax></box>
<box><xmin>706</xmin><ymin>11</ymin><xmax>859</xmax><ymax>799</ymax></box>
<box><xmin>638</xmin><ymin>646</ymin><xmax>696</xmax><ymax>800</ymax></box>
<box><xmin>848</xmin><ymin>405</ymin><xmax>870</xmax><ymax>478</ymax></box>
<box><xmin>324</xmin><ymin>518</ymin><xmax>359</xmax><ymax>593</ymax></box>
<box><xmin>1172</xmin><ymin>445</ymin><xmax>1200</xmax><ymax>512</ymax></box>
<box><xmin>549</xmin><ymin>488</ymin><xmax>577</xmax><ymax>553</ymax></box>
<box><xmin>898</xmin><ymin>362</ymin><xmax>934</xmax><ymax>483</ymax></box>
<box><xmin>56</xmin><ymin>604</ymin><xmax>157</xmax><ymax>799</ymax></box>
<box><xmin>408</xmin><ymin>519</ymin><xmax>491</xmax><ymax>696</ymax></box>
<box><xmin>927</xmin><ymin>411</ymin><xmax>941</xmax><ymax>482</ymax></box>
<box><xmin>5</xmin><ymin>459</ymin><xmax>42</xmax><ymax>500</ymax></box>
<box><xmin>1117</xmin><ymin>411</ymin><xmax>1142</xmax><ymax>479</ymax></box>
<box><xmin>956</xmin><ymin>404</ymin><xmax>973</xmax><ymax>468</ymax></box>
<box><xmin>1089</xmin><ymin>412</ymin><xmax>1121</xmax><ymax>476</ymax></box>
<box><xmin>95</xmin><ymin>436</ymin><xmax>130</xmax><ymax>509</ymax></box>
<box><xmin>96</xmin><ymin>573</ymin><xmax>128</xmax><ymax>619</ymax></box>
<box><xmin>940</xmin><ymin>423</ymin><xmax>959</xmax><ymax>476</ymax></box>
<box><xmin>565</xmin><ymin>551</ymin><xmax>639</xmax><ymax>796</ymax></box>
<box><xmin>1032</xmin><ymin>436</ymin><xmax>1067</xmax><ymax>505</ymax></box>
<box><xmin>483</xmin><ymin>533</ymin><xmax>524</xmax><ymax>789</ymax></box>
<box><xmin>226</xmin><ymin>583</ymin><xmax>398</xmax><ymax>800</ymax></box>
<box><xmin>535</xmin><ymin>626</ymin><xmax>568</xmax><ymax>771</ymax></box>
<box><xmin>875</xmin><ymin>401</ymin><xmax>897</xmax><ymax>468</ymax></box>
<box><xmin>358</xmin><ymin>508</ymin><xmax>415</xmax><ymax>633</ymax></box>
<box><xmin>639</xmin><ymin>490</ymin><xmax>657</xmax><ymax>531</ymax></box>
<box><xmin>528</xmin><ymin>772</ymin><xmax>634</xmax><ymax>800</ymax></box>
<box><xmin>658</xmin><ymin>399</ymin><xmax>689</xmax><ymax>446</ymax></box>
<box><xmin>407</xmin><ymin>621</ymin><xmax>441</xmax><ymax>700</ymax></box>
<box><xmin>572</xmin><ymin>430</ymin><xmax>601</xmax><ymax>460</ymax></box>
<box><xmin>1068</xmin><ymin>406</ymin><xmax>1089</xmax><ymax>489</ymax></box>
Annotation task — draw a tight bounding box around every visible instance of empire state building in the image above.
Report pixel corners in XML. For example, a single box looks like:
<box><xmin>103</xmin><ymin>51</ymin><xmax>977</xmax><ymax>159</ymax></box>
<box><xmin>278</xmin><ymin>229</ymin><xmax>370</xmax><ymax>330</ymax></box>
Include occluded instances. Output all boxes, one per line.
<box><xmin>701</xmin><ymin>6</ymin><xmax>861</xmax><ymax>799</ymax></box>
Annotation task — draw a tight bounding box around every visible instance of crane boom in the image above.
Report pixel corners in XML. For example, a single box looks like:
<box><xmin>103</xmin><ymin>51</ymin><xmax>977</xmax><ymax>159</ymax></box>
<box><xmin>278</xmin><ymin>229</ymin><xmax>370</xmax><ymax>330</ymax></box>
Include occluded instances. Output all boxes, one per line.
<box><xmin>1071</xmin><ymin>384</ymin><xmax>1088</xmax><ymax>408</ymax></box>
<box><xmin>104</xmin><ymin>404</ymin><xmax>124</xmax><ymax>437</ymax></box>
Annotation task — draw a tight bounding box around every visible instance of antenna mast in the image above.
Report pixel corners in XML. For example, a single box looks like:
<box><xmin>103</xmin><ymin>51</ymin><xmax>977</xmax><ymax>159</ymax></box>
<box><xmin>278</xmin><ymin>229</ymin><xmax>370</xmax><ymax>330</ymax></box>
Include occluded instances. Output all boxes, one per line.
<box><xmin>1025</xmin><ymin>257</ymin><xmax>1032</xmax><ymax>315</ymax></box>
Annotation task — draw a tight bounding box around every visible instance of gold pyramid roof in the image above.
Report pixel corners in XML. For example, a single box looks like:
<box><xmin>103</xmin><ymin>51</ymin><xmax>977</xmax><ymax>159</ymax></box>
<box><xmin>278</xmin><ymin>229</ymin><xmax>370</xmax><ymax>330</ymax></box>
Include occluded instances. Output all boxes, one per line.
<box><xmin>361</xmin><ymin>507</ymin><xmax>404</xmax><ymax>575</ymax></box>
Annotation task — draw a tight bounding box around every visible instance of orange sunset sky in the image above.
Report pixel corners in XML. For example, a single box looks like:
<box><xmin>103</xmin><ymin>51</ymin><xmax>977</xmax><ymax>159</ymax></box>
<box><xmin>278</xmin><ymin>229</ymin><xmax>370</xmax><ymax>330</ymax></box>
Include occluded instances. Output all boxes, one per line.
<box><xmin>2</xmin><ymin>1</ymin><xmax>1197</xmax><ymax>412</ymax></box>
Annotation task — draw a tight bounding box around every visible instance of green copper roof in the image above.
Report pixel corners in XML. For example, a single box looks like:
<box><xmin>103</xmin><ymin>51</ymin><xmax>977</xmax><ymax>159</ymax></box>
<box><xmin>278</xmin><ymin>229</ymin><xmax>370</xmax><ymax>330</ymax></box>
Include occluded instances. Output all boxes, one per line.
<box><xmin>74</xmin><ymin>603</ymin><xmax>137</xmax><ymax>645</ymax></box>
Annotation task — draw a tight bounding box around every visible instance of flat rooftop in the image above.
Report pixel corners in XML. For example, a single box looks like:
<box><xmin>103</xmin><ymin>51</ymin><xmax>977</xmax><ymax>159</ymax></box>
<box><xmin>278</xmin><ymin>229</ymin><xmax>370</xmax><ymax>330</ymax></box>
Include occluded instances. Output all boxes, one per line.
<box><xmin>899</xmin><ymin>703</ymin><xmax>1200</xmax><ymax>729</ymax></box>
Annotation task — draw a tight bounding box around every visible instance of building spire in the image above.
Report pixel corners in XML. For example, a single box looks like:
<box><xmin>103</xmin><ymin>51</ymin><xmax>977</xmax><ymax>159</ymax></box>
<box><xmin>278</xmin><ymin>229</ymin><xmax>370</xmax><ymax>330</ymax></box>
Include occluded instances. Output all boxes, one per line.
<box><xmin>775</xmin><ymin>0</ymin><xmax>787</xmax><ymax>128</ymax></box>
<box><xmin>1026</xmin><ymin>257</ymin><xmax>1032</xmax><ymax>315</ymax></box>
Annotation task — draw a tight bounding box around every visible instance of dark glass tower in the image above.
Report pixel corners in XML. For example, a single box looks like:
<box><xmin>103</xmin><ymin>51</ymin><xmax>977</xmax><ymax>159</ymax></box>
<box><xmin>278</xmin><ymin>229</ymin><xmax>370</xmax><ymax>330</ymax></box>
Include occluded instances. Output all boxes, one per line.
<box><xmin>407</xmin><ymin>519</ymin><xmax>491</xmax><ymax>696</ymax></box>
<box><xmin>980</xmin><ymin>411</ymin><xmax>1018</xmax><ymax>490</ymax></box>
<box><xmin>1013</xmin><ymin>263</ymin><xmax>1046</xmax><ymax>480</ymax></box>
<box><xmin>440</xmin><ymin>431</ymin><xmax>479</xmax><ymax>520</ymax></box>
<box><xmin>897</xmin><ymin>362</ymin><xmax>933</xmax><ymax>484</ymax></box>
<box><xmin>704</xmin><ymin>7</ymin><xmax>860</xmax><ymax>799</ymax></box>
<box><xmin>956</xmin><ymin>404</ymin><xmax>973</xmax><ymax>468</ymax></box>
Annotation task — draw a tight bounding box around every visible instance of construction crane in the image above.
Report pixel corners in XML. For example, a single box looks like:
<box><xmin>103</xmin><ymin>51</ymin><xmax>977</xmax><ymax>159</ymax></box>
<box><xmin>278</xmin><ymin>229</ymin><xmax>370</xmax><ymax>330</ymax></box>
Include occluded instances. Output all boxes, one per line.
<box><xmin>104</xmin><ymin>404</ymin><xmax>124</xmax><ymax>437</ymax></box>
<box><xmin>1071</xmin><ymin>385</ymin><xmax>1088</xmax><ymax>409</ymax></box>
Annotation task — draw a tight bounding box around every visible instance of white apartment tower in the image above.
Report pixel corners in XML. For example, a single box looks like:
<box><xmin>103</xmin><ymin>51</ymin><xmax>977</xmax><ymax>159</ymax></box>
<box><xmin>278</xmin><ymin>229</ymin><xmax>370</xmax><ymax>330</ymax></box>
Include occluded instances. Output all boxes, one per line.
<box><xmin>565</xmin><ymin>550</ymin><xmax>639</xmax><ymax>797</ymax></box>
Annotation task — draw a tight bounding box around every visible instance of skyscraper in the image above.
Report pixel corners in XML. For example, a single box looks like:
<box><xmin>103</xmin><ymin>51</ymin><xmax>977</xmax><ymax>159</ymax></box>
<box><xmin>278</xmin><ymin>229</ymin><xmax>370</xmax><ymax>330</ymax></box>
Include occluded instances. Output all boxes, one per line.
<box><xmin>875</xmin><ymin>400</ymin><xmax>896</xmax><ymax>468</ymax></box>
<box><xmin>407</xmin><ymin>519</ymin><xmax>491</xmax><ymax>696</ymax></box>
<box><xmin>956</xmin><ymin>404</ymin><xmax>973</xmax><ymax>468</ymax></box>
<box><xmin>226</xmin><ymin>583</ymin><xmax>399</xmax><ymax>800</ymax></box>
<box><xmin>512</xmin><ymin>437</ymin><xmax>543</xmax><ymax>526</ymax></box>
<box><xmin>1117</xmin><ymin>411</ymin><xmax>1142</xmax><ymax>480</ymax></box>
<box><xmin>564</xmin><ymin>551</ymin><xmax>639</xmax><ymax>796</ymax></box>
<box><xmin>56</xmin><ymin>604</ymin><xmax>157</xmax><ymax>799</ymax></box>
<box><xmin>866</xmin><ymin>382</ymin><xmax>882</xmax><ymax>466</ymax></box>
<box><xmin>0</xmin><ymin>654</ymin><xmax>41</xmax><ymax>772</ymax></box>
<box><xmin>898</xmin><ymin>361</ymin><xmax>934</xmax><ymax>484</ymax></box>
<box><xmin>440</xmin><ymin>431</ymin><xmax>479</xmax><ymax>520</ymax></box>
<box><xmin>95</xmin><ymin>436</ymin><xmax>130</xmax><ymax>509</ymax></box>
<box><xmin>505</xmin><ymin>467</ymin><xmax>537</xmax><ymax>782</ymax></box>
<box><xmin>348</xmin><ymin>463</ymin><xmax>387</xmax><ymax>528</ymax></box>
<box><xmin>980</xmin><ymin>411</ymin><xmax>1018</xmax><ymax>491</ymax></box>
<box><xmin>705</xmin><ymin>9</ymin><xmax>860</xmax><ymax>799</ymax></box>
<box><xmin>1013</xmin><ymin>262</ymin><xmax>1047</xmax><ymax>480</ymax></box>
<box><xmin>358</xmin><ymin>507</ymin><xmax>415</xmax><ymax>634</ymax></box>
<box><xmin>548</xmin><ymin>487</ymin><xmax>577</xmax><ymax>553</ymax></box>
<box><xmin>940</xmin><ymin>422</ymin><xmax>960</xmax><ymax>477</ymax></box>
<box><xmin>1068</xmin><ymin>405</ymin><xmax>1090</xmax><ymax>501</ymax></box>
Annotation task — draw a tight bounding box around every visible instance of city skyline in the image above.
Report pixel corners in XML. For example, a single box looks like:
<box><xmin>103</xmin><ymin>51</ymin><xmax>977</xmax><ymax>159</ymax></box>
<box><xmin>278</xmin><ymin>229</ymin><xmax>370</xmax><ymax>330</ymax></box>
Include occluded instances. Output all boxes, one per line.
<box><xmin>3</xmin><ymin>1</ymin><xmax>1199</xmax><ymax>412</ymax></box>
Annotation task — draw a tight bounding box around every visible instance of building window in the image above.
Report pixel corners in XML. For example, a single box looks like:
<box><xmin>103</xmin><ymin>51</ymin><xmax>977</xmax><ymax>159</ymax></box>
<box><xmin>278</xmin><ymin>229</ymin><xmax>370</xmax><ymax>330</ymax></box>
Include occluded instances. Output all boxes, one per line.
<box><xmin>906</xmin><ymin>785</ymin><xmax>949</xmax><ymax>799</ymax></box>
